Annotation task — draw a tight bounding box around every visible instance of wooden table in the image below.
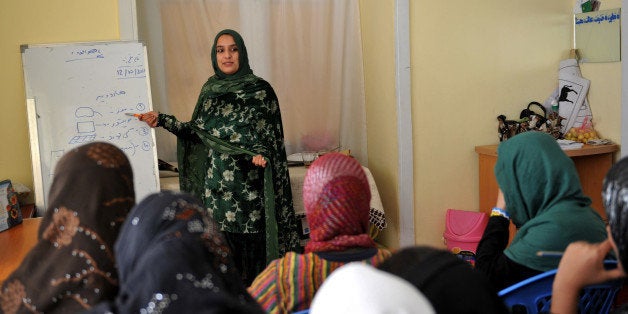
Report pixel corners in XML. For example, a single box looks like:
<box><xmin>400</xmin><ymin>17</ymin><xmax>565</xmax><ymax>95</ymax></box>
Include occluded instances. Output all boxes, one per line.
<box><xmin>0</xmin><ymin>218</ymin><xmax>41</xmax><ymax>283</ymax></box>
<box><xmin>475</xmin><ymin>144</ymin><xmax>619</xmax><ymax>218</ymax></box>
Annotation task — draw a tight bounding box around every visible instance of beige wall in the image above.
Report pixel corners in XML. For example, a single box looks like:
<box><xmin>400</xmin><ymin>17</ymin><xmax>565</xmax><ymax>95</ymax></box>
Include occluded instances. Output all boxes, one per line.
<box><xmin>0</xmin><ymin>0</ymin><xmax>120</xmax><ymax>193</ymax></box>
<box><xmin>1</xmin><ymin>1</ymin><xmax>622</xmax><ymax>250</ymax></box>
<box><xmin>361</xmin><ymin>0</ymin><xmax>623</xmax><ymax>249</ymax></box>
<box><xmin>360</xmin><ymin>0</ymin><xmax>400</xmax><ymax>248</ymax></box>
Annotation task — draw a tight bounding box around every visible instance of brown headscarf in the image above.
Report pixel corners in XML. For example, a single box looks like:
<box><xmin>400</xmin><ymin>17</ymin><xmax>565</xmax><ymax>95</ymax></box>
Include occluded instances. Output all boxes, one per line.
<box><xmin>303</xmin><ymin>153</ymin><xmax>375</xmax><ymax>253</ymax></box>
<box><xmin>0</xmin><ymin>142</ymin><xmax>135</xmax><ymax>314</ymax></box>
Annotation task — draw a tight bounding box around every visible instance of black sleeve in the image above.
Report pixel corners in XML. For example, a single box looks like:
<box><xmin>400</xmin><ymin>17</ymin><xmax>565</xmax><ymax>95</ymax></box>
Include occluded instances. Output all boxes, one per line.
<box><xmin>158</xmin><ymin>113</ymin><xmax>199</xmax><ymax>141</ymax></box>
<box><xmin>475</xmin><ymin>216</ymin><xmax>542</xmax><ymax>290</ymax></box>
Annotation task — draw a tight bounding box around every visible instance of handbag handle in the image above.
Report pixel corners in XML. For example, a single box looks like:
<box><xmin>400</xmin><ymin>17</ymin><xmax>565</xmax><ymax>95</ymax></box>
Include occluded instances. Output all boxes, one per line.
<box><xmin>519</xmin><ymin>101</ymin><xmax>547</xmax><ymax>129</ymax></box>
<box><xmin>519</xmin><ymin>101</ymin><xmax>546</xmax><ymax>119</ymax></box>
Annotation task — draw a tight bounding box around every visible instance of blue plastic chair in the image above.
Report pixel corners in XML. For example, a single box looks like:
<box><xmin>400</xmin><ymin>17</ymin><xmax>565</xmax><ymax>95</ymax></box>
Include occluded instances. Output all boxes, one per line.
<box><xmin>498</xmin><ymin>260</ymin><xmax>623</xmax><ymax>314</ymax></box>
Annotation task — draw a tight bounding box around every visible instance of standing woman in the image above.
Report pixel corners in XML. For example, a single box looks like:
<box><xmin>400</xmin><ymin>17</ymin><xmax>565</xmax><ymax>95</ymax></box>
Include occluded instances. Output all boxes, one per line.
<box><xmin>140</xmin><ymin>29</ymin><xmax>300</xmax><ymax>285</ymax></box>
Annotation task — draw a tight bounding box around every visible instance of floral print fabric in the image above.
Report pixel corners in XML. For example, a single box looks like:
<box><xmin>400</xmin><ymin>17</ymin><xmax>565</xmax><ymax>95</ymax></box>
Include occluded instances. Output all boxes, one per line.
<box><xmin>159</xmin><ymin>87</ymin><xmax>294</xmax><ymax>236</ymax></box>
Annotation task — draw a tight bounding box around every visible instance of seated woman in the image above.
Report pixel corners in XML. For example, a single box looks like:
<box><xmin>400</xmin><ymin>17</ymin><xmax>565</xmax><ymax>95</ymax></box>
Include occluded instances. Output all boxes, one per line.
<box><xmin>551</xmin><ymin>156</ymin><xmax>628</xmax><ymax>313</ymax></box>
<box><xmin>377</xmin><ymin>246</ymin><xmax>509</xmax><ymax>314</ymax></box>
<box><xmin>87</xmin><ymin>191</ymin><xmax>264</xmax><ymax>313</ymax></box>
<box><xmin>475</xmin><ymin>131</ymin><xmax>607</xmax><ymax>290</ymax></box>
<box><xmin>248</xmin><ymin>153</ymin><xmax>391</xmax><ymax>314</ymax></box>
<box><xmin>0</xmin><ymin>142</ymin><xmax>136</xmax><ymax>313</ymax></box>
<box><xmin>309</xmin><ymin>263</ymin><xmax>435</xmax><ymax>314</ymax></box>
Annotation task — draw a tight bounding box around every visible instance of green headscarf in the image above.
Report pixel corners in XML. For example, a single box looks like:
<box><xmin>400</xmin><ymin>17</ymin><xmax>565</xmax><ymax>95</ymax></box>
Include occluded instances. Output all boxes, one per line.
<box><xmin>211</xmin><ymin>29</ymin><xmax>251</xmax><ymax>78</ymax></box>
<box><xmin>496</xmin><ymin>132</ymin><xmax>607</xmax><ymax>271</ymax></box>
<box><xmin>201</xmin><ymin>29</ymin><xmax>262</xmax><ymax>99</ymax></box>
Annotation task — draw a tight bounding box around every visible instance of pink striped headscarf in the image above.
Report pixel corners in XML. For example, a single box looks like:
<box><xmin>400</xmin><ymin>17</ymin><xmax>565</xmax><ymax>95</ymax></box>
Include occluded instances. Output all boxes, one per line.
<box><xmin>303</xmin><ymin>153</ymin><xmax>376</xmax><ymax>253</ymax></box>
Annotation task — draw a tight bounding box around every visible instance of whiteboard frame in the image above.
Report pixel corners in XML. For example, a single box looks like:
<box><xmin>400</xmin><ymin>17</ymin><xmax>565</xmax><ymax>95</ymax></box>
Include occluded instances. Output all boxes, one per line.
<box><xmin>141</xmin><ymin>44</ymin><xmax>161</xmax><ymax>200</ymax></box>
<box><xmin>26</xmin><ymin>98</ymin><xmax>45</xmax><ymax>214</ymax></box>
<box><xmin>22</xmin><ymin>41</ymin><xmax>160</xmax><ymax>214</ymax></box>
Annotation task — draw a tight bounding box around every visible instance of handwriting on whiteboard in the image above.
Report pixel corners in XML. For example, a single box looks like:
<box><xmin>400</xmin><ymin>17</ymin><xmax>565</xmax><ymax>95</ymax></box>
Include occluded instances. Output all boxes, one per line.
<box><xmin>68</xmin><ymin>101</ymin><xmax>151</xmax><ymax>157</ymax></box>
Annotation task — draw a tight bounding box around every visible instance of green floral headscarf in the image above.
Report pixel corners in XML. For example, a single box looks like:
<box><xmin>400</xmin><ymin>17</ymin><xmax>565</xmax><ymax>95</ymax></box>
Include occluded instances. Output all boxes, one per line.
<box><xmin>202</xmin><ymin>29</ymin><xmax>261</xmax><ymax>99</ymax></box>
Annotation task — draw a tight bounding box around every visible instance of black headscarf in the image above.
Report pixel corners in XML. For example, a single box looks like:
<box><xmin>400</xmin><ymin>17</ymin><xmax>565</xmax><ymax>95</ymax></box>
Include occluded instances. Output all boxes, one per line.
<box><xmin>603</xmin><ymin>156</ymin><xmax>628</xmax><ymax>270</ymax></box>
<box><xmin>87</xmin><ymin>191</ymin><xmax>264</xmax><ymax>314</ymax></box>
<box><xmin>377</xmin><ymin>246</ymin><xmax>509</xmax><ymax>314</ymax></box>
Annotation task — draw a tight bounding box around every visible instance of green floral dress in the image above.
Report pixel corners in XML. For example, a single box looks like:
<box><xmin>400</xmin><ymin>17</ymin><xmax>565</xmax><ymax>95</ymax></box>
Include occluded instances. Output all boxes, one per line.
<box><xmin>157</xmin><ymin>76</ymin><xmax>300</xmax><ymax>266</ymax></box>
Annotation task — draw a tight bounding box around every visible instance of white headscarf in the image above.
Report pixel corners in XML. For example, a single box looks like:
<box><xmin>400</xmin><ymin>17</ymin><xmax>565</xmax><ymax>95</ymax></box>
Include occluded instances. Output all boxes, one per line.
<box><xmin>310</xmin><ymin>263</ymin><xmax>435</xmax><ymax>314</ymax></box>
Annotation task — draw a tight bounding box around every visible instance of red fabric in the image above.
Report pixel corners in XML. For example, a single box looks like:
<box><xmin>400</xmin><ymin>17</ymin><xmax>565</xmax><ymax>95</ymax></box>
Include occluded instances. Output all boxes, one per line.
<box><xmin>303</xmin><ymin>153</ymin><xmax>375</xmax><ymax>253</ymax></box>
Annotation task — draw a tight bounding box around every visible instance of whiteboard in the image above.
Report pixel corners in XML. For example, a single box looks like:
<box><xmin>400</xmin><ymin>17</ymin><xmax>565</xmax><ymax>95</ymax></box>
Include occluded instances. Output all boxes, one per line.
<box><xmin>21</xmin><ymin>41</ymin><xmax>160</xmax><ymax>214</ymax></box>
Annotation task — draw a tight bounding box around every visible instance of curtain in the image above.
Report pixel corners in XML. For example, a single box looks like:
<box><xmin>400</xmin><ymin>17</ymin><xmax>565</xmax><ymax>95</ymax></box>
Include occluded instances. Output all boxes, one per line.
<box><xmin>138</xmin><ymin>0</ymin><xmax>367</xmax><ymax>163</ymax></box>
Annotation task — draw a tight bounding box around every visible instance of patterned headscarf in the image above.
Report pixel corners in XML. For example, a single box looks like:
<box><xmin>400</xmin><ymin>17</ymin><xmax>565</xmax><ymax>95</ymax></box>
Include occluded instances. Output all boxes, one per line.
<box><xmin>86</xmin><ymin>191</ymin><xmax>264</xmax><ymax>313</ymax></box>
<box><xmin>0</xmin><ymin>142</ymin><xmax>135</xmax><ymax>314</ymax></box>
<box><xmin>210</xmin><ymin>29</ymin><xmax>252</xmax><ymax>79</ymax></box>
<box><xmin>603</xmin><ymin>156</ymin><xmax>628</xmax><ymax>270</ymax></box>
<box><xmin>303</xmin><ymin>153</ymin><xmax>375</xmax><ymax>253</ymax></box>
<box><xmin>199</xmin><ymin>29</ymin><xmax>265</xmax><ymax>100</ymax></box>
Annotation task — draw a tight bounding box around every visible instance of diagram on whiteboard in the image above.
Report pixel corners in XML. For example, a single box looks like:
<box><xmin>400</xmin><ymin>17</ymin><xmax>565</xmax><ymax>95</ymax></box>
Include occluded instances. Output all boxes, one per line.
<box><xmin>21</xmin><ymin>41</ymin><xmax>160</xmax><ymax>212</ymax></box>
<box><xmin>69</xmin><ymin>104</ymin><xmax>152</xmax><ymax>154</ymax></box>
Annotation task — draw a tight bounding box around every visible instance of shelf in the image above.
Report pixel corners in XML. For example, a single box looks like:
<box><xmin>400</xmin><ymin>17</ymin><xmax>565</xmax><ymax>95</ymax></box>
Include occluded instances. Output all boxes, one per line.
<box><xmin>474</xmin><ymin>143</ymin><xmax>619</xmax><ymax>157</ymax></box>
<box><xmin>475</xmin><ymin>143</ymin><xmax>619</xmax><ymax>220</ymax></box>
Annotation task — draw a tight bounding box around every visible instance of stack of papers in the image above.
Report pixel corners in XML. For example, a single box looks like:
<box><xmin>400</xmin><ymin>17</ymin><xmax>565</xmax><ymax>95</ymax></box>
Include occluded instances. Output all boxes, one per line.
<box><xmin>556</xmin><ymin>139</ymin><xmax>584</xmax><ymax>150</ymax></box>
<box><xmin>587</xmin><ymin>139</ymin><xmax>612</xmax><ymax>145</ymax></box>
